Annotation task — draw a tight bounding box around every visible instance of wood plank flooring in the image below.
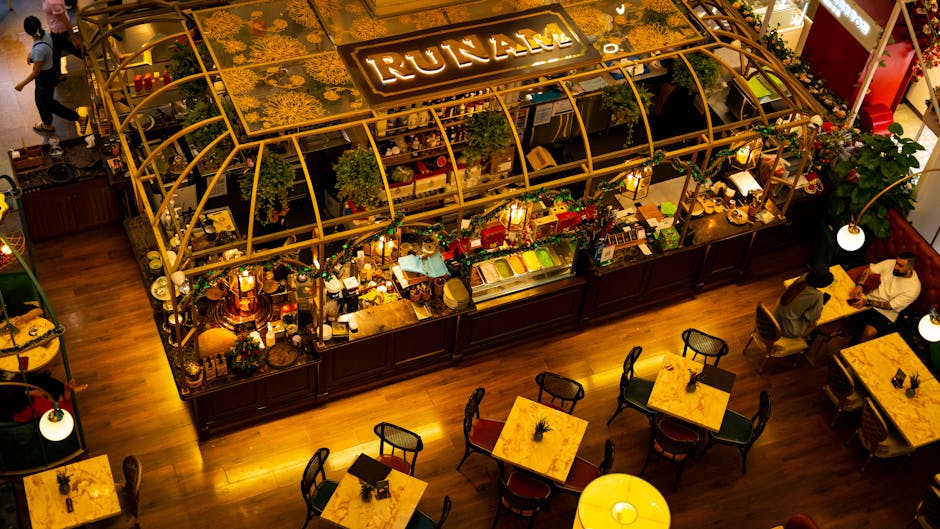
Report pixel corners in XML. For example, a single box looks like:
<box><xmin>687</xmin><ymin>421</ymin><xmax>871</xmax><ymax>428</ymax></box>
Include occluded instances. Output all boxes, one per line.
<box><xmin>26</xmin><ymin>223</ymin><xmax>940</xmax><ymax>529</ymax></box>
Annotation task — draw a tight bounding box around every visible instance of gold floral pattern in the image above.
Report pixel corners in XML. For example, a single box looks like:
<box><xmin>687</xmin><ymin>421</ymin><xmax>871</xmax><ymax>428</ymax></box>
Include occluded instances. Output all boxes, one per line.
<box><xmin>202</xmin><ymin>10</ymin><xmax>244</xmax><ymax>41</ymax></box>
<box><xmin>245</xmin><ymin>112</ymin><xmax>261</xmax><ymax>123</ymax></box>
<box><xmin>312</xmin><ymin>0</ymin><xmax>341</xmax><ymax>18</ymax></box>
<box><xmin>567</xmin><ymin>6</ymin><xmax>610</xmax><ymax>37</ymax></box>
<box><xmin>402</xmin><ymin>10</ymin><xmax>447</xmax><ymax>30</ymax></box>
<box><xmin>303</xmin><ymin>52</ymin><xmax>350</xmax><ymax>85</ymax></box>
<box><xmin>445</xmin><ymin>6</ymin><xmax>469</xmax><ymax>22</ymax></box>
<box><xmin>248</xmin><ymin>34</ymin><xmax>308</xmax><ymax>63</ymax></box>
<box><xmin>323</xmin><ymin>89</ymin><xmax>340</xmax><ymax>101</ymax></box>
<box><xmin>270</xmin><ymin>18</ymin><xmax>289</xmax><ymax>31</ymax></box>
<box><xmin>262</xmin><ymin>91</ymin><xmax>326</xmax><ymax>127</ymax></box>
<box><xmin>625</xmin><ymin>24</ymin><xmax>684</xmax><ymax>52</ymax></box>
<box><xmin>349</xmin><ymin>15</ymin><xmax>387</xmax><ymax>41</ymax></box>
<box><xmin>219</xmin><ymin>38</ymin><xmax>247</xmax><ymax>54</ymax></box>
<box><xmin>306</xmin><ymin>31</ymin><xmax>323</xmax><ymax>44</ymax></box>
<box><xmin>233</xmin><ymin>94</ymin><xmax>261</xmax><ymax>110</ymax></box>
<box><xmin>514</xmin><ymin>0</ymin><xmax>545</xmax><ymax>8</ymax></box>
<box><xmin>287</xmin><ymin>0</ymin><xmax>320</xmax><ymax>28</ymax></box>
<box><xmin>223</xmin><ymin>68</ymin><xmax>262</xmax><ymax>94</ymax></box>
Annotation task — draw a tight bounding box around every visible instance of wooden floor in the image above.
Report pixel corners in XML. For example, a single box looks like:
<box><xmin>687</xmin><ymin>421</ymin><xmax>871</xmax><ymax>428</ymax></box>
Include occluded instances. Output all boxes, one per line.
<box><xmin>24</xmin><ymin>223</ymin><xmax>940</xmax><ymax>529</ymax></box>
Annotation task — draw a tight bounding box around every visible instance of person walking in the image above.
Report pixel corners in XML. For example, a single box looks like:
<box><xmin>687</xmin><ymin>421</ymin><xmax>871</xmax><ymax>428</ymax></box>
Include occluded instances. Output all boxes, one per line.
<box><xmin>14</xmin><ymin>16</ymin><xmax>86</xmax><ymax>134</ymax></box>
<box><xmin>42</xmin><ymin>0</ymin><xmax>84</xmax><ymax>78</ymax></box>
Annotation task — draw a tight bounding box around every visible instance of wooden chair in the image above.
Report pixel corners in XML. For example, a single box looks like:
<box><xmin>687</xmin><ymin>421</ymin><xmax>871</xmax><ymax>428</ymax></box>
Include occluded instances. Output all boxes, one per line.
<box><xmin>848</xmin><ymin>398</ymin><xmax>914</xmax><ymax>472</ymax></box>
<box><xmin>606</xmin><ymin>346</ymin><xmax>659</xmax><ymax>427</ymax></box>
<box><xmin>406</xmin><ymin>495</ymin><xmax>452</xmax><ymax>529</ymax></box>
<box><xmin>300</xmin><ymin>448</ymin><xmax>337</xmax><ymax>529</ymax></box>
<box><xmin>491</xmin><ymin>471</ymin><xmax>551</xmax><ymax>529</ymax></box>
<box><xmin>681</xmin><ymin>328</ymin><xmax>729</xmax><ymax>366</ymax></box>
<box><xmin>783</xmin><ymin>514</ymin><xmax>821</xmax><ymax>529</ymax></box>
<box><xmin>698</xmin><ymin>390</ymin><xmax>772</xmax><ymax>474</ymax></box>
<box><xmin>456</xmin><ymin>388</ymin><xmax>505</xmax><ymax>470</ymax></box>
<box><xmin>743</xmin><ymin>304</ymin><xmax>807</xmax><ymax>373</ymax></box>
<box><xmin>908</xmin><ymin>486</ymin><xmax>940</xmax><ymax>529</ymax></box>
<box><xmin>556</xmin><ymin>439</ymin><xmax>614</xmax><ymax>495</ymax></box>
<box><xmin>88</xmin><ymin>455</ymin><xmax>142</xmax><ymax>529</ymax></box>
<box><xmin>640</xmin><ymin>415</ymin><xmax>700</xmax><ymax>493</ymax></box>
<box><xmin>375</xmin><ymin>422</ymin><xmax>424</xmax><ymax>476</ymax></box>
<box><xmin>535</xmin><ymin>371</ymin><xmax>585</xmax><ymax>414</ymax></box>
<box><xmin>822</xmin><ymin>356</ymin><xmax>865</xmax><ymax>427</ymax></box>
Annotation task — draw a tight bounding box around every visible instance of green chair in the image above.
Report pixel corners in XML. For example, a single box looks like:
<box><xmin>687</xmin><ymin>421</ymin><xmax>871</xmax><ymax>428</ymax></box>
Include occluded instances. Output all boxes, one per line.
<box><xmin>606</xmin><ymin>346</ymin><xmax>658</xmax><ymax>427</ymax></box>
<box><xmin>300</xmin><ymin>448</ymin><xmax>337</xmax><ymax>529</ymax></box>
<box><xmin>405</xmin><ymin>495</ymin><xmax>451</xmax><ymax>529</ymax></box>
<box><xmin>698</xmin><ymin>390</ymin><xmax>771</xmax><ymax>474</ymax></box>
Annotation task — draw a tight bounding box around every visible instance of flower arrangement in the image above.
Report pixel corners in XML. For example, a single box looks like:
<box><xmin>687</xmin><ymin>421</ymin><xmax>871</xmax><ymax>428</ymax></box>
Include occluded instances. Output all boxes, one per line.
<box><xmin>910</xmin><ymin>0</ymin><xmax>940</xmax><ymax>80</ymax></box>
<box><xmin>533</xmin><ymin>418</ymin><xmax>552</xmax><ymax>441</ymax></box>
<box><xmin>226</xmin><ymin>334</ymin><xmax>265</xmax><ymax>376</ymax></box>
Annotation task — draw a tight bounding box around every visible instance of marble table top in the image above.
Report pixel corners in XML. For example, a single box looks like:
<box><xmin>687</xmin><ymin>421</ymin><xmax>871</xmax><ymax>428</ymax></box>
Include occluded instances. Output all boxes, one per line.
<box><xmin>24</xmin><ymin>454</ymin><xmax>122</xmax><ymax>529</ymax></box>
<box><xmin>492</xmin><ymin>396</ymin><xmax>589</xmax><ymax>482</ymax></box>
<box><xmin>784</xmin><ymin>264</ymin><xmax>869</xmax><ymax>326</ymax></box>
<box><xmin>0</xmin><ymin>317</ymin><xmax>61</xmax><ymax>372</ymax></box>
<box><xmin>841</xmin><ymin>333</ymin><xmax>940</xmax><ymax>448</ymax></box>
<box><xmin>576</xmin><ymin>474</ymin><xmax>670</xmax><ymax>529</ymax></box>
<box><xmin>647</xmin><ymin>353</ymin><xmax>733</xmax><ymax>432</ymax></box>
<box><xmin>321</xmin><ymin>460</ymin><xmax>427</xmax><ymax>529</ymax></box>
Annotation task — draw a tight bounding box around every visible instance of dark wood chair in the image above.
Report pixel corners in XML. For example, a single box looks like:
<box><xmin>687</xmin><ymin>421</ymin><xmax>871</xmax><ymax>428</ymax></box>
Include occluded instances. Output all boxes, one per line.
<box><xmin>456</xmin><ymin>387</ymin><xmax>506</xmax><ymax>470</ymax></box>
<box><xmin>299</xmin><ymin>448</ymin><xmax>337</xmax><ymax>529</ymax></box>
<box><xmin>88</xmin><ymin>455</ymin><xmax>142</xmax><ymax>529</ymax></box>
<box><xmin>556</xmin><ymin>439</ymin><xmax>614</xmax><ymax>495</ymax></box>
<box><xmin>681</xmin><ymin>328</ymin><xmax>729</xmax><ymax>366</ymax></box>
<box><xmin>640</xmin><ymin>415</ymin><xmax>700</xmax><ymax>493</ymax></box>
<box><xmin>849</xmin><ymin>397</ymin><xmax>914</xmax><ymax>472</ymax></box>
<box><xmin>823</xmin><ymin>356</ymin><xmax>865</xmax><ymax>427</ymax></box>
<box><xmin>535</xmin><ymin>371</ymin><xmax>585</xmax><ymax>414</ymax></box>
<box><xmin>607</xmin><ymin>346</ymin><xmax>658</xmax><ymax>426</ymax></box>
<box><xmin>375</xmin><ymin>422</ymin><xmax>424</xmax><ymax>476</ymax></box>
<box><xmin>698</xmin><ymin>390</ymin><xmax>772</xmax><ymax>474</ymax></box>
<box><xmin>907</xmin><ymin>485</ymin><xmax>940</xmax><ymax>529</ymax></box>
<box><xmin>491</xmin><ymin>471</ymin><xmax>551</xmax><ymax>529</ymax></box>
<box><xmin>745</xmin><ymin>303</ymin><xmax>808</xmax><ymax>373</ymax></box>
<box><xmin>406</xmin><ymin>495</ymin><xmax>452</xmax><ymax>529</ymax></box>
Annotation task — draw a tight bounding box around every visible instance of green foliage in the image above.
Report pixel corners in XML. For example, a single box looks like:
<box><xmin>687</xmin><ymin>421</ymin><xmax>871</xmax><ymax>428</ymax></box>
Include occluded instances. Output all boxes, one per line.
<box><xmin>239</xmin><ymin>152</ymin><xmax>295</xmax><ymax>225</ymax></box>
<box><xmin>829</xmin><ymin>123</ymin><xmax>923</xmax><ymax>240</ymax></box>
<box><xmin>671</xmin><ymin>53</ymin><xmax>721</xmax><ymax>93</ymax></box>
<box><xmin>183</xmin><ymin>101</ymin><xmax>227</xmax><ymax>153</ymax></box>
<box><xmin>534</xmin><ymin>418</ymin><xmax>552</xmax><ymax>434</ymax></box>
<box><xmin>226</xmin><ymin>334</ymin><xmax>265</xmax><ymax>376</ymax></box>
<box><xmin>602</xmin><ymin>83</ymin><xmax>654</xmax><ymax>143</ymax></box>
<box><xmin>464</xmin><ymin>111</ymin><xmax>514</xmax><ymax>166</ymax></box>
<box><xmin>169</xmin><ymin>43</ymin><xmax>210</xmax><ymax>101</ymax></box>
<box><xmin>641</xmin><ymin>8</ymin><xmax>669</xmax><ymax>26</ymax></box>
<box><xmin>333</xmin><ymin>147</ymin><xmax>383</xmax><ymax>209</ymax></box>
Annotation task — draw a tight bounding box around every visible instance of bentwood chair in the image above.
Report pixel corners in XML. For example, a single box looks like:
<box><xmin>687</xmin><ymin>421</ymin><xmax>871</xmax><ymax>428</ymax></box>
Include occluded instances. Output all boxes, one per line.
<box><xmin>823</xmin><ymin>356</ymin><xmax>865</xmax><ymax>427</ymax></box>
<box><xmin>681</xmin><ymin>328</ymin><xmax>729</xmax><ymax>366</ymax></box>
<box><xmin>535</xmin><ymin>371</ymin><xmax>585</xmax><ymax>414</ymax></box>
<box><xmin>300</xmin><ymin>448</ymin><xmax>338</xmax><ymax>529</ymax></box>
<box><xmin>606</xmin><ymin>346</ymin><xmax>659</xmax><ymax>427</ymax></box>
<box><xmin>556</xmin><ymin>439</ymin><xmax>615</xmax><ymax>495</ymax></box>
<box><xmin>640</xmin><ymin>415</ymin><xmax>701</xmax><ymax>493</ymax></box>
<box><xmin>848</xmin><ymin>397</ymin><xmax>914</xmax><ymax>472</ymax></box>
<box><xmin>491</xmin><ymin>471</ymin><xmax>552</xmax><ymax>529</ymax></box>
<box><xmin>782</xmin><ymin>514</ymin><xmax>821</xmax><ymax>529</ymax></box>
<box><xmin>89</xmin><ymin>455</ymin><xmax>143</xmax><ymax>529</ymax></box>
<box><xmin>406</xmin><ymin>495</ymin><xmax>452</xmax><ymax>529</ymax></box>
<box><xmin>698</xmin><ymin>390</ymin><xmax>772</xmax><ymax>474</ymax></box>
<box><xmin>744</xmin><ymin>304</ymin><xmax>808</xmax><ymax>373</ymax></box>
<box><xmin>375</xmin><ymin>422</ymin><xmax>424</xmax><ymax>476</ymax></box>
<box><xmin>907</xmin><ymin>486</ymin><xmax>940</xmax><ymax>529</ymax></box>
<box><xmin>456</xmin><ymin>387</ymin><xmax>506</xmax><ymax>470</ymax></box>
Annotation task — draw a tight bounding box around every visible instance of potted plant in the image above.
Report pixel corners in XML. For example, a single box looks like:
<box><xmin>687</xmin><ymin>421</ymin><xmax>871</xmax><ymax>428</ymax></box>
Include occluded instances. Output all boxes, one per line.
<box><xmin>56</xmin><ymin>470</ymin><xmax>71</xmax><ymax>495</ymax></box>
<box><xmin>464</xmin><ymin>110</ymin><xmax>514</xmax><ymax>173</ymax></box>
<box><xmin>671</xmin><ymin>52</ymin><xmax>721</xmax><ymax>93</ymax></box>
<box><xmin>686</xmin><ymin>369</ymin><xmax>703</xmax><ymax>393</ymax></box>
<box><xmin>360</xmin><ymin>483</ymin><xmax>374</xmax><ymax>502</ymax></box>
<box><xmin>239</xmin><ymin>152</ymin><xmax>295</xmax><ymax>225</ymax></box>
<box><xmin>183</xmin><ymin>101</ymin><xmax>227</xmax><ymax>154</ymax></box>
<box><xmin>533</xmin><ymin>418</ymin><xmax>552</xmax><ymax>442</ymax></box>
<box><xmin>333</xmin><ymin>147</ymin><xmax>383</xmax><ymax>210</ymax></box>
<box><xmin>225</xmin><ymin>333</ymin><xmax>266</xmax><ymax>377</ymax></box>
<box><xmin>169</xmin><ymin>41</ymin><xmax>211</xmax><ymax>103</ymax></box>
<box><xmin>828</xmin><ymin>123</ymin><xmax>923</xmax><ymax>242</ymax></box>
<box><xmin>602</xmin><ymin>83</ymin><xmax>654</xmax><ymax>142</ymax></box>
<box><xmin>907</xmin><ymin>373</ymin><xmax>920</xmax><ymax>398</ymax></box>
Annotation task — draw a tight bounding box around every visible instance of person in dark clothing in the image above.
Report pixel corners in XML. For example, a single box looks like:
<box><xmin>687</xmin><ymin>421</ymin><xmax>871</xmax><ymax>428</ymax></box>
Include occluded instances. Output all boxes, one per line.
<box><xmin>14</xmin><ymin>16</ymin><xmax>87</xmax><ymax>133</ymax></box>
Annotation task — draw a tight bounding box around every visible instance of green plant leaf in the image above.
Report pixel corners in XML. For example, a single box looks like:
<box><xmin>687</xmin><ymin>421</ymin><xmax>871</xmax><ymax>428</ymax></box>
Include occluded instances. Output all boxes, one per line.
<box><xmin>334</xmin><ymin>147</ymin><xmax>383</xmax><ymax>209</ymax></box>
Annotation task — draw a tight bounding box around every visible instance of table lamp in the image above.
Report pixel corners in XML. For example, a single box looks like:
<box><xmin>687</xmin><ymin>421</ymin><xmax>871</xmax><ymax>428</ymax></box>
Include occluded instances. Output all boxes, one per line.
<box><xmin>624</xmin><ymin>166</ymin><xmax>652</xmax><ymax>200</ymax></box>
<box><xmin>730</xmin><ymin>139</ymin><xmax>762</xmax><ymax>170</ymax></box>
<box><xmin>39</xmin><ymin>400</ymin><xmax>74</xmax><ymax>441</ymax></box>
<box><xmin>919</xmin><ymin>306</ymin><xmax>940</xmax><ymax>342</ymax></box>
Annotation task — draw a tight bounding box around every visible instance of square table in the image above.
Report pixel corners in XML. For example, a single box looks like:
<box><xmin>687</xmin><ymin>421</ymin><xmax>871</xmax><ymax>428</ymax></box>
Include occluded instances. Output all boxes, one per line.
<box><xmin>492</xmin><ymin>396</ymin><xmax>588</xmax><ymax>482</ymax></box>
<box><xmin>0</xmin><ymin>317</ymin><xmax>61</xmax><ymax>373</ymax></box>
<box><xmin>647</xmin><ymin>353</ymin><xmax>736</xmax><ymax>432</ymax></box>
<box><xmin>840</xmin><ymin>332</ymin><xmax>940</xmax><ymax>448</ymax></box>
<box><xmin>783</xmin><ymin>264</ymin><xmax>869</xmax><ymax>326</ymax></box>
<box><xmin>321</xmin><ymin>456</ymin><xmax>427</xmax><ymax>529</ymax></box>
<box><xmin>23</xmin><ymin>454</ymin><xmax>122</xmax><ymax>529</ymax></box>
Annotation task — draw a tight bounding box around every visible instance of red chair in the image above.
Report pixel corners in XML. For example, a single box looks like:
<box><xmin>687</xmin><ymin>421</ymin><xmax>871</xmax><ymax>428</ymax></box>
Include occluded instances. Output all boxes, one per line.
<box><xmin>491</xmin><ymin>471</ymin><xmax>551</xmax><ymax>529</ymax></box>
<box><xmin>374</xmin><ymin>422</ymin><xmax>423</xmax><ymax>476</ymax></box>
<box><xmin>640</xmin><ymin>416</ymin><xmax>700</xmax><ymax>492</ymax></box>
<box><xmin>556</xmin><ymin>439</ymin><xmax>614</xmax><ymax>495</ymax></box>
<box><xmin>784</xmin><ymin>513</ymin><xmax>820</xmax><ymax>529</ymax></box>
<box><xmin>456</xmin><ymin>388</ymin><xmax>506</xmax><ymax>470</ymax></box>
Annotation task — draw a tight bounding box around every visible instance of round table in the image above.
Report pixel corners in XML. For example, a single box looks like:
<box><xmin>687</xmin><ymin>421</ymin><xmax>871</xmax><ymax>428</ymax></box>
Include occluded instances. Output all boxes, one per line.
<box><xmin>0</xmin><ymin>317</ymin><xmax>61</xmax><ymax>373</ymax></box>
<box><xmin>573</xmin><ymin>474</ymin><xmax>670</xmax><ymax>529</ymax></box>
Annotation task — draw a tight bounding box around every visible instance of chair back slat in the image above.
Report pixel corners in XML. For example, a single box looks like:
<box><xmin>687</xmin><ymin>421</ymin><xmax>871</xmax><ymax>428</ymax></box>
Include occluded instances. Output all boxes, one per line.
<box><xmin>463</xmin><ymin>388</ymin><xmax>485</xmax><ymax>438</ymax></box>
<box><xmin>681</xmin><ymin>328</ymin><xmax>730</xmax><ymax>366</ymax></box>
<box><xmin>622</xmin><ymin>346</ymin><xmax>643</xmax><ymax>387</ymax></box>
<box><xmin>535</xmin><ymin>371</ymin><xmax>585</xmax><ymax>414</ymax></box>
<box><xmin>375</xmin><ymin>422</ymin><xmax>424</xmax><ymax>475</ymax></box>
<box><xmin>301</xmin><ymin>447</ymin><xmax>330</xmax><ymax>513</ymax></box>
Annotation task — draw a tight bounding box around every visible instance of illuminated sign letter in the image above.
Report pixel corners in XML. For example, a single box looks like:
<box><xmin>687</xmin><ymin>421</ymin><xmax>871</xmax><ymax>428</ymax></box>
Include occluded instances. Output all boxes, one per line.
<box><xmin>365</xmin><ymin>52</ymin><xmax>415</xmax><ymax>84</ymax></box>
<box><xmin>405</xmin><ymin>47</ymin><xmax>447</xmax><ymax>75</ymax></box>
<box><xmin>440</xmin><ymin>35</ymin><xmax>491</xmax><ymax>68</ymax></box>
<box><xmin>489</xmin><ymin>33</ymin><xmax>527</xmax><ymax>61</ymax></box>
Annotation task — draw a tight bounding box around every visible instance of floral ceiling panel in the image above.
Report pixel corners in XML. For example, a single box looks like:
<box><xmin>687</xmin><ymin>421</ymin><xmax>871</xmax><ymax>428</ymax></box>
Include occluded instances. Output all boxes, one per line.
<box><xmin>220</xmin><ymin>54</ymin><xmax>363</xmax><ymax>134</ymax></box>
<box><xmin>312</xmin><ymin>0</ymin><xmax>450</xmax><ymax>45</ymax></box>
<box><xmin>565</xmin><ymin>0</ymin><xmax>705</xmax><ymax>59</ymax></box>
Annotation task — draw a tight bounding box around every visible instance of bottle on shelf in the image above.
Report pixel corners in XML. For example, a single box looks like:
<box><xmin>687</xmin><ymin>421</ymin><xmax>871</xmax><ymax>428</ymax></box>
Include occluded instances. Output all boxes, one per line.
<box><xmin>215</xmin><ymin>353</ymin><xmax>228</xmax><ymax>376</ymax></box>
<box><xmin>204</xmin><ymin>356</ymin><xmax>217</xmax><ymax>381</ymax></box>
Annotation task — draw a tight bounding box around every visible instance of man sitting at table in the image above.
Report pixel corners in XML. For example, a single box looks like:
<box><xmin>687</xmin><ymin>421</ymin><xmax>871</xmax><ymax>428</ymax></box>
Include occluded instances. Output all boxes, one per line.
<box><xmin>774</xmin><ymin>267</ymin><xmax>832</xmax><ymax>339</ymax></box>
<box><xmin>849</xmin><ymin>252</ymin><xmax>921</xmax><ymax>342</ymax></box>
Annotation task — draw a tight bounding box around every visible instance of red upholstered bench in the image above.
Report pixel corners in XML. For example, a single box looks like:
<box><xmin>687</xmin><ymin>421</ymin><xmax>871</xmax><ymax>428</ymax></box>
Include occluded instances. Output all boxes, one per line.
<box><xmin>865</xmin><ymin>209</ymin><xmax>939</xmax><ymax>315</ymax></box>
<box><xmin>859</xmin><ymin>104</ymin><xmax>894</xmax><ymax>135</ymax></box>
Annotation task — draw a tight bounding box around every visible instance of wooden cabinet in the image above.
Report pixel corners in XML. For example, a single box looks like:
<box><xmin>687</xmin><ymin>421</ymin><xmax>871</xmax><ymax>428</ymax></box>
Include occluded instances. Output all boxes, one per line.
<box><xmin>22</xmin><ymin>177</ymin><xmax>121</xmax><ymax>240</ymax></box>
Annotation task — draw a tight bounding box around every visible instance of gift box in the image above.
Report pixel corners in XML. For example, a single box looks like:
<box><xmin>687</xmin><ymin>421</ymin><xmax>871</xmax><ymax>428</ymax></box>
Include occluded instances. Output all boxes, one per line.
<box><xmin>656</xmin><ymin>227</ymin><xmax>680</xmax><ymax>250</ymax></box>
<box><xmin>531</xmin><ymin>214</ymin><xmax>558</xmax><ymax>238</ymax></box>
<box><xmin>481</xmin><ymin>222</ymin><xmax>506</xmax><ymax>248</ymax></box>
<box><xmin>555</xmin><ymin>211</ymin><xmax>580</xmax><ymax>231</ymax></box>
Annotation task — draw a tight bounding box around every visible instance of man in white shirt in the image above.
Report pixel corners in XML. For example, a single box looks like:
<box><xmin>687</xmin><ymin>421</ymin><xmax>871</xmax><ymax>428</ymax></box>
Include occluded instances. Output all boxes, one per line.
<box><xmin>849</xmin><ymin>252</ymin><xmax>922</xmax><ymax>342</ymax></box>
